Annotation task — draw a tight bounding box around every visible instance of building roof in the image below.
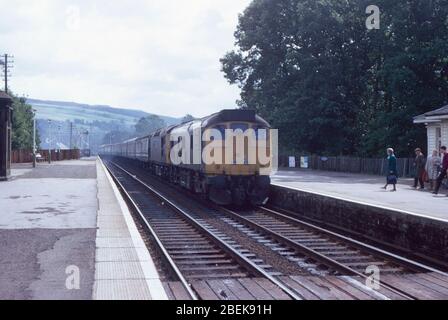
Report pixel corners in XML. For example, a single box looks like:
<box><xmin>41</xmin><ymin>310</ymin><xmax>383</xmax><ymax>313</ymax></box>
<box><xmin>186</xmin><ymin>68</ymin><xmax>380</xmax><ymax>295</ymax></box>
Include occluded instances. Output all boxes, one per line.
<box><xmin>422</xmin><ymin>105</ymin><xmax>448</xmax><ymax>117</ymax></box>
<box><xmin>0</xmin><ymin>91</ymin><xmax>12</xmax><ymax>101</ymax></box>
<box><xmin>414</xmin><ymin>105</ymin><xmax>448</xmax><ymax>123</ymax></box>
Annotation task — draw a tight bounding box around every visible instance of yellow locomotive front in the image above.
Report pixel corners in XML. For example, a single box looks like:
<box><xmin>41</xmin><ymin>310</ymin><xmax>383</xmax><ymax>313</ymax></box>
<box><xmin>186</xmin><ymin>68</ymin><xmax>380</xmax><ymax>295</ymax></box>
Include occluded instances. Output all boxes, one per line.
<box><xmin>200</xmin><ymin>110</ymin><xmax>274</xmax><ymax>206</ymax></box>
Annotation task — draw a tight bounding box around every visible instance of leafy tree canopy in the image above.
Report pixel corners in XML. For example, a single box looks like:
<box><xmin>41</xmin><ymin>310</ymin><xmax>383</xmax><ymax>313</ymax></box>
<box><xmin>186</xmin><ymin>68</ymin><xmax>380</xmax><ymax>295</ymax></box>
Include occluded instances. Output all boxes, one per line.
<box><xmin>102</xmin><ymin>130</ymin><xmax>133</xmax><ymax>145</ymax></box>
<box><xmin>221</xmin><ymin>0</ymin><xmax>448</xmax><ymax>157</ymax></box>
<box><xmin>10</xmin><ymin>94</ymin><xmax>40</xmax><ymax>150</ymax></box>
<box><xmin>181</xmin><ymin>114</ymin><xmax>196</xmax><ymax>123</ymax></box>
<box><xmin>134</xmin><ymin>115</ymin><xmax>166</xmax><ymax>137</ymax></box>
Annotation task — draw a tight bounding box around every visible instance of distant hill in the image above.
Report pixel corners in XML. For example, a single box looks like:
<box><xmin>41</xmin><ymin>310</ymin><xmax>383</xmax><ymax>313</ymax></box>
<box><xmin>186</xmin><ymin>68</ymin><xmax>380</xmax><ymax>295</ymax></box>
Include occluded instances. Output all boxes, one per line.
<box><xmin>27</xmin><ymin>99</ymin><xmax>181</xmax><ymax>153</ymax></box>
<box><xmin>27</xmin><ymin>99</ymin><xmax>180</xmax><ymax>127</ymax></box>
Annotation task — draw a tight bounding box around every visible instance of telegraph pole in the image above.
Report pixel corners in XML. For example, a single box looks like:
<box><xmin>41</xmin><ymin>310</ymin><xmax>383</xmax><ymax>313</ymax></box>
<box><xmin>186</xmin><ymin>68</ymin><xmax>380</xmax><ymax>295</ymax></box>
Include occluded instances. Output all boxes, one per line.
<box><xmin>1</xmin><ymin>54</ymin><xmax>14</xmax><ymax>92</ymax></box>
<box><xmin>88</xmin><ymin>124</ymin><xmax>92</xmax><ymax>156</ymax></box>
<box><xmin>70</xmin><ymin>122</ymin><xmax>73</xmax><ymax>149</ymax></box>
<box><xmin>33</xmin><ymin>111</ymin><xmax>36</xmax><ymax>168</ymax></box>
<box><xmin>4</xmin><ymin>55</ymin><xmax>6</xmax><ymax>92</ymax></box>
<box><xmin>48</xmin><ymin>120</ymin><xmax>52</xmax><ymax>164</ymax></box>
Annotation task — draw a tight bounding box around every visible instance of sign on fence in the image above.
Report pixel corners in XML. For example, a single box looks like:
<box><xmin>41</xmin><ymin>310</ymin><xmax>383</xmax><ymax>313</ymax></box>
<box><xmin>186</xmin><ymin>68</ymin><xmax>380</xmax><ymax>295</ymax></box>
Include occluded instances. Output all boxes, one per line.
<box><xmin>300</xmin><ymin>156</ymin><xmax>309</xmax><ymax>169</ymax></box>
<box><xmin>280</xmin><ymin>155</ymin><xmax>415</xmax><ymax>177</ymax></box>
<box><xmin>289</xmin><ymin>156</ymin><xmax>296</xmax><ymax>168</ymax></box>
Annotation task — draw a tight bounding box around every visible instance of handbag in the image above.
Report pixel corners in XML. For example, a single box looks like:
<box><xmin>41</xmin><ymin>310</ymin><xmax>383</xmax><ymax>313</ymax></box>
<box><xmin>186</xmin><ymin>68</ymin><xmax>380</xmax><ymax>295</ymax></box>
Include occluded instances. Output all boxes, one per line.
<box><xmin>421</xmin><ymin>170</ymin><xmax>429</xmax><ymax>183</ymax></box>
<box><xmin>387</xmin><ymin>174</ymin><xmax>398</xmax><ymax>184</ymax></box>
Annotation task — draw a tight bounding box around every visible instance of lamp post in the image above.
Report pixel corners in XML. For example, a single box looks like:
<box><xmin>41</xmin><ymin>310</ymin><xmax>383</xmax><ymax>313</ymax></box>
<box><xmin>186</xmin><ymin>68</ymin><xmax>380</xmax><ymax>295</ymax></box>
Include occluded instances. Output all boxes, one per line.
<box><xmin>48</xmin><ymin>119</ymin><xmax>52</xmax><ymax>164</ymax></box>
<box><xmin>32</xmin><ymin>110</ymin><xmax>36</xmax><ymax>168</ymax></box>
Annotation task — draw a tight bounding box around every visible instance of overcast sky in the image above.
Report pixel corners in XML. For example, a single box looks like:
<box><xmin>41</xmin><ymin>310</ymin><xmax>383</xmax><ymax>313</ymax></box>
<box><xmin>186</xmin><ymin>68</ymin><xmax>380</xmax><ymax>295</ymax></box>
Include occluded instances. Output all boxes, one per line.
<box><xmin>0</xmin><ymin>0</ymin><xmax>251</xmax><ymax>117</ymax></box>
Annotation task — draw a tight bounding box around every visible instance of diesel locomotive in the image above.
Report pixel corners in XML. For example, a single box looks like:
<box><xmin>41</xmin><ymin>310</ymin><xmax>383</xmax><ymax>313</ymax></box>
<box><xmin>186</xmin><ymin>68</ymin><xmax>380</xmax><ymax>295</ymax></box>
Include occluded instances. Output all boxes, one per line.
<box><xmin>99</xmin><ymin>109</ymin><xmax>274</xmax><ymax>206</ymax></box>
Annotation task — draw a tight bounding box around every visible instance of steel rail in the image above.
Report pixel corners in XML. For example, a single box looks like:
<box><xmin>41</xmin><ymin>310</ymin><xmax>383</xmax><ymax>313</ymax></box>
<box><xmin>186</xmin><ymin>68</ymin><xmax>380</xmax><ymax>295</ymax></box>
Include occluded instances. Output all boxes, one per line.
<box><xmin>260</xmin><ymin>206</ymin><xmax>448</xmax><ymax>277</ymax></box>
<box><xmin>217</xmin><ymin>206</ymin><xmax>420</xmax><ymax>300</ymax></box>
<box><xmin>108</xmin><ymin>161</ymin><xmax>303</xmax><ymax>300</ymax></box>
<box><xmin>102</xmin><ymin>159</ymin><xmax>199</xmax><ymax>300</ymax></box>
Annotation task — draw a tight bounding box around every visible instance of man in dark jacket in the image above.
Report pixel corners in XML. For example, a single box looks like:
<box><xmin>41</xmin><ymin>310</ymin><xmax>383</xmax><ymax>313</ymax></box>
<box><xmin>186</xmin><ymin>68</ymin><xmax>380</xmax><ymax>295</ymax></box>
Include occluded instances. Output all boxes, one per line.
<box><xmin>413</xmin><ymin>148</ymin><xmax>426</xmax><ymax>189</ymax></box>
<box><xmin>433</xmin><ymin>146</ymin><xmax>448</xmax><ymax>195</ymax></box>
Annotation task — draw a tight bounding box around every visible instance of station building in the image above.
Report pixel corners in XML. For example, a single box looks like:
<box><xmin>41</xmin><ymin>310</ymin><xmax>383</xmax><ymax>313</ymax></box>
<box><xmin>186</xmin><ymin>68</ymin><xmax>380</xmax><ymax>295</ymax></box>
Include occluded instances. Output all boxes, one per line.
<box><xmin>414</xmin><ymin>105</ymin><xmax>448</xmax><ymax>155</ymax></box>
<box><xmin>0</xmin><ymin>91</ymin><xmax>12</xmax><ymax>181</ymax></box>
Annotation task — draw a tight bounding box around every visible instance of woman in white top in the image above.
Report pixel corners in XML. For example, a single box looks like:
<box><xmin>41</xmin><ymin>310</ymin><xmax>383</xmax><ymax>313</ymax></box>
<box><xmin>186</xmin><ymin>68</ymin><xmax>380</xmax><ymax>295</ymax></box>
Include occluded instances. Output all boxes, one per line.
<box><xmin>425</xmin><ymin>149</ymin><xmax>441</xmax><ymax>190</ymax></box>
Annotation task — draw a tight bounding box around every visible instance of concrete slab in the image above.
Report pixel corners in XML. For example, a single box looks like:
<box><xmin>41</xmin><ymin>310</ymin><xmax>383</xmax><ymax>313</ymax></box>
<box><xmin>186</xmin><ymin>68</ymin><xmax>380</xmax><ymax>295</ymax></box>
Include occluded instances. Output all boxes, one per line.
<box><xmin>0</xmin><ymin>228</ymin><xmax>95</xmax><ymax>300</ymax></box>
<box><xmin>93</xmin><ymin>280</ymin><xmax>153</xmax><ymax>300</ymax></box>
<box><xmin>1</xmin><ymin>157</ymin><xmax>167</xmax><ymax>300</ymax></box>
<box><xmin>0</xmin><ymin>158</ymin><xmax>98</xmax><ymax>300</ymax></box>
<box><xmin>272</xmin><ymin>169</ymin><xmax>448</xmax><ymax>221</ymax></box>
<box><xmin>28</xmin><ymin>229</ymin><xmax>96</xmax><ymax>300</ymax></box>
<box><xmin>0</xmin><ymin>178</ymin><xmax>97</xmax><ymax>229</ymax></box>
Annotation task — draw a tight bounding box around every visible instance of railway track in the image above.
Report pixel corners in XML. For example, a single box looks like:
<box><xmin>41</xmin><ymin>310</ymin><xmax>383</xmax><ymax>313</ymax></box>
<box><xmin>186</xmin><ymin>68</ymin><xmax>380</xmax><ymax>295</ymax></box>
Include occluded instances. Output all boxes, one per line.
<box><xmin>102</xmin><ymin>159</ymin><xmax>301</xmax><ymax>300</ymax></box>
<box><xmin>217</xmin><ymin>206</ymin><xmax>448</xmax><ymax>300</ymax></box>
<box><xmin>102</xmin><ymin>157</ymin><xmax>448</xmax><ymax>300</ymax></box>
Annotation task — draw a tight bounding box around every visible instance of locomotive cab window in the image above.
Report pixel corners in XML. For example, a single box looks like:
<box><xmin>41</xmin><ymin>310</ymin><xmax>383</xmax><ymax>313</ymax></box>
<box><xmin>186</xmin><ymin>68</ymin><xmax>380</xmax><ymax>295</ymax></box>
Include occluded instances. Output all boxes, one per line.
<box><xmin>230</xmin><ymin>123</ymin><xmax>248</xmax><ymax>132</ymax></box>
<box><xmin>253</xmin><ymin>125</ymin><xmax>268</xmax><ymax>140</ymax></box>
<box><xmin>212</xmin><ymin>125</ymin><xmax>226</xmax><ymax>140</ymax></box>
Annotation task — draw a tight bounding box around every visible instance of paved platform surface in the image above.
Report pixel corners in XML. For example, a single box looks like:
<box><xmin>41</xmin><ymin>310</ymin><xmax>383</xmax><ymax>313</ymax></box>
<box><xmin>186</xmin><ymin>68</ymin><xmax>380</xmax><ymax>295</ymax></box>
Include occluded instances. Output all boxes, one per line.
<box><xmin>0</xmin><ymin>158</ymin><xmax>165</xmax><ymax>300</ymax></box>
<box><xmin>272</xmin><ymin>169</ymin><xmax>448</xmax><ymax>221</ymax></box>
<box><xmin>94</xmin><ymin>159</ymin><xmax>167</xmax><ymax>300</ymax></box>
<box><xmin>0</xmin><ymin>159</ymin><xmax>97</xmax><ymax>299</ymax></box>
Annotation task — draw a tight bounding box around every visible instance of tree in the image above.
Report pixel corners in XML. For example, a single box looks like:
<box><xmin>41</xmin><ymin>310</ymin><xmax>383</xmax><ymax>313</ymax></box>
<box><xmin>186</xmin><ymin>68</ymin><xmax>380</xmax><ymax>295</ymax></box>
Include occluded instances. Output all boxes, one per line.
<box><xmin>102</xmin><ymin>130</ymin><xmax>133</xmax><ymax>145</ymax></box>
<box><xmin>134</xmin><ymin>115</ymin><xmax>166</xmax><ymax>137</ymax></box>
<box><xmin>11</xmin><ymin>95</ymin><xmax>40</xmax><ymax>150</ymax></box>
<box><xmin>359</xmin><ymin>0</ymin><xmax>448</xmax><ymax>156</ymax></box>
<box><xmin>221</xmin><ymin>0</ymin><xmax>448</xmax><ymax>157</ymax></box>
<box><xmin>181</xmin><ymin>114</ymin><xmax>195</xmax><ymax>123</ymax></box>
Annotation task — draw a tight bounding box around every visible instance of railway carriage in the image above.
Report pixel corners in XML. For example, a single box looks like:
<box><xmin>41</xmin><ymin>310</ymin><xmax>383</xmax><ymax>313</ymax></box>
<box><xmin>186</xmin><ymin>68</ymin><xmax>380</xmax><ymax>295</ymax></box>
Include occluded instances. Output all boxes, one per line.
<box><xmin>100</xmin><ymin>109</ymin><xmax>273</xmax><ymax>206</ymax></box>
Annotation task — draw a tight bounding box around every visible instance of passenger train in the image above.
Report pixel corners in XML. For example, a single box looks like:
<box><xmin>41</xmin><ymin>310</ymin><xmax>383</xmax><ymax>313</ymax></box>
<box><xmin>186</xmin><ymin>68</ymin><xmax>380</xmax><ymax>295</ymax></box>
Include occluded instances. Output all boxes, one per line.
<box><xmin>99</xmin><ymin>109</ymin><xmax>273</xmax><ymax>206</ymax></box>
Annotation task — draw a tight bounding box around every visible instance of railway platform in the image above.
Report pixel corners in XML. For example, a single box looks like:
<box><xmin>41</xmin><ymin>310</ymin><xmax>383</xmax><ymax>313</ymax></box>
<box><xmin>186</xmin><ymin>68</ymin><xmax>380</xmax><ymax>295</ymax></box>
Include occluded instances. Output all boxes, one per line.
<box><xmin>270</xmin><ymin>168</ymin><xmax>448</xmax><ymax>267</ymax></box>
<box><xmin>272</xmin><ymin>168</ymin><xmax>447</xmax><ymax>220</ymax></box>
<box><xmin>0</xmin><ymin>158</ymin><xmax>166</xmax><ymax>300</ymax></box>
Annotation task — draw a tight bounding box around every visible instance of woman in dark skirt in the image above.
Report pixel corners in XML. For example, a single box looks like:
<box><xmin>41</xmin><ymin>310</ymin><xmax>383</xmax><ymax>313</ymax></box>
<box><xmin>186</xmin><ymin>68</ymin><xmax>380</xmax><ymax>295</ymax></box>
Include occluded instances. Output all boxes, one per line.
<box><xmin>383</xmin><ymin>148</ymin><xmax>397</xmax><ymax>191</ymax></box>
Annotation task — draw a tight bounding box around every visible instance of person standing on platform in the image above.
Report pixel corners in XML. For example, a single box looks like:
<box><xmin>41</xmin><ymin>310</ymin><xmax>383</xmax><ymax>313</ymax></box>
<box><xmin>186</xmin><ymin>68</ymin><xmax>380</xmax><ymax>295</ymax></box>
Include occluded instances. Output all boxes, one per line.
<box><xmin>383</xmin><ymin>148</ymin><xmax>397</xmax><ymax>192</ymax></box>
<box><xmin>433</xmin><ymin>146</ymin><xmax>448</xmax><ymax>195</ymax></box>
<box><xmin>413</xmin><ymin>148</ymin><xmax>426</xmax><ymax>190</ymax></box>
<box><xmin>426</xmin><ymin>150</ymin><xmax>441</xmax><ymax>191</ymax></box>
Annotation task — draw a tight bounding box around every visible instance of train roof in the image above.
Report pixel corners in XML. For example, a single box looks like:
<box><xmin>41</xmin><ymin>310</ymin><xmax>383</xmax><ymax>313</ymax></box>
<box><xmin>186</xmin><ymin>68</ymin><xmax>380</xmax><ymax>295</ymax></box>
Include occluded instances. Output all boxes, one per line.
<box><xmin>201</xmin><ymin>109</ymin><xmax>270</xmax><ymax>128</ymax></box>
<box><xmin>100</xmin><ymin>109</ymin><xmax>270</xmax><ymax>147</ymax></box>
<box><xmin>147</xmin><ymin>109</ymin><xmax>270</xmax><ymax>137</ymax></box>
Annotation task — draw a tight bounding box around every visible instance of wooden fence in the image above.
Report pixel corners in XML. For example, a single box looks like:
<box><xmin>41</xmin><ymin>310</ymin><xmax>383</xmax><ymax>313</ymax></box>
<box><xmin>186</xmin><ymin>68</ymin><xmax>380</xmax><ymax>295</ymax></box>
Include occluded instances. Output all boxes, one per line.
<box><xmin>279</xmin><ymin>155</ymin><xmax>416</xmax><ymax>177</ymax></box>
<box><xmin>12</xmin><ymin>149</ymin><xmax>81</xmax><ymax>164</ymax></box>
